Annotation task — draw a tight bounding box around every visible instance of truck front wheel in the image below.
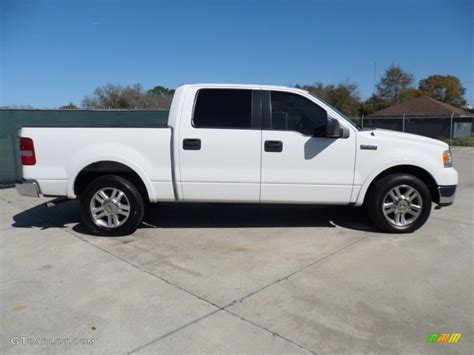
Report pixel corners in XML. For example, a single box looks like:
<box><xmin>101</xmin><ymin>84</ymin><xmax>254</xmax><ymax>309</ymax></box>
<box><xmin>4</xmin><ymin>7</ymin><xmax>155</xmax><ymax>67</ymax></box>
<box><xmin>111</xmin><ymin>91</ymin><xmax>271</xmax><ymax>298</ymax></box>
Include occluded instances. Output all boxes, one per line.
<box><xmin>80</xmin><ymin>175</ymin><xmax>144</xmax><ymax>236</ymax></box>
<box><xmin>367</xmin><ymin>174</ymin><xmax>432</xmax><ymax>233</ymax></box>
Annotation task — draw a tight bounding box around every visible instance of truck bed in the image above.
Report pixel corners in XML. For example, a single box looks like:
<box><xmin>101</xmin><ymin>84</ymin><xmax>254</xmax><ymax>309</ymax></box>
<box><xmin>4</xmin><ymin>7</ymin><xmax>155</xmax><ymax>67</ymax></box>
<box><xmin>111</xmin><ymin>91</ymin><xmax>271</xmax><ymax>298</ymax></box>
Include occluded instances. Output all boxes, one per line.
<box><xmin>21</xmin><ymin>126</ymin><xmax>175</xmax><ymax>201</ymax></box>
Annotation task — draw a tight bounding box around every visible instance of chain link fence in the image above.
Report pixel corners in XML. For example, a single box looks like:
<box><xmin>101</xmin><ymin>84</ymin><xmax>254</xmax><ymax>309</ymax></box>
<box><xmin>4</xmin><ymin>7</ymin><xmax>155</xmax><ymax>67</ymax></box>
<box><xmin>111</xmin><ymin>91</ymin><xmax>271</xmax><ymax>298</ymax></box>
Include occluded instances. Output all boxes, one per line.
<box><xmin>354</xmin><ymin>115</ymin><xmax>474</xmax><ymax>144</ymax></box>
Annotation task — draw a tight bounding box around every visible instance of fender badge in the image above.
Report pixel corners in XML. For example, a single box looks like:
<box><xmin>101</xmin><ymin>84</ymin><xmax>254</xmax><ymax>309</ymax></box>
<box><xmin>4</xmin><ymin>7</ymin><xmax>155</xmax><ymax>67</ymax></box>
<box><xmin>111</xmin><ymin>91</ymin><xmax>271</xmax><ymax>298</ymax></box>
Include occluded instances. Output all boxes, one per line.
<box><xmin>360</xmin><ymin>144</ymin><xmax>377</xmax><ymax>150</ymax></box>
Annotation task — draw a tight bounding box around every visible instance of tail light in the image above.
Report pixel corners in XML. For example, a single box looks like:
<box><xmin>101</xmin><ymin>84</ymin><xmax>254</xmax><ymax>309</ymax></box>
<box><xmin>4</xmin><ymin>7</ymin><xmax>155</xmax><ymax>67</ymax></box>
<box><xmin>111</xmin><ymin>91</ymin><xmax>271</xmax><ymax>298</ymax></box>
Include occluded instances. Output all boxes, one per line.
<box><xmin>20</xmin><ymin>137</ymin><xmax>36</xmax><ymax>165</ymax></box>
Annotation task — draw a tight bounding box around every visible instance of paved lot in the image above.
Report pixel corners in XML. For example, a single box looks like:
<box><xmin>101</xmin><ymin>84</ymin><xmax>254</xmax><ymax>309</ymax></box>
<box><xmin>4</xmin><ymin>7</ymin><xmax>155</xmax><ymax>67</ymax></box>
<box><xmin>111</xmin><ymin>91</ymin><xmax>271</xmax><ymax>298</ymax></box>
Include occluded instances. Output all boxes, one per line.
<box><xmin>1</xmin><ymin>147</ymin><xmax>472</xmax><ymax>354</ymax></box>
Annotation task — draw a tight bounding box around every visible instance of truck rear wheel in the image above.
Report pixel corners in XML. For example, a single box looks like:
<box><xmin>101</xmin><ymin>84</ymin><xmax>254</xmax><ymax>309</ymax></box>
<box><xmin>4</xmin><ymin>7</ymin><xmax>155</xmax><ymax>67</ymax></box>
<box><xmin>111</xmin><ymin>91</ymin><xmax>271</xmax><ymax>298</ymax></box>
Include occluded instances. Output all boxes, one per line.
<box><xmin>80</xmin><ymin>175</ymin><xmax>144</xmax><ymax>236</ymax></box>
<box><xmin>367</xmin><ymin>174</ymin><xmax>432</xmax><ymax>233</ymax></box>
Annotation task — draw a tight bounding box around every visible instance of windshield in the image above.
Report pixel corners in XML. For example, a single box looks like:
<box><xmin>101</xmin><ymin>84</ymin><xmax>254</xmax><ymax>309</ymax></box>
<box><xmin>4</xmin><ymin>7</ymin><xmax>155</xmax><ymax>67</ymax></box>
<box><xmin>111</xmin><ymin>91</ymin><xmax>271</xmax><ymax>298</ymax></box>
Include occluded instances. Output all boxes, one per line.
<box><xmin>308</xmin><ymin>93</ymin><xmax>362</xmax><ymax>130</ymax></box>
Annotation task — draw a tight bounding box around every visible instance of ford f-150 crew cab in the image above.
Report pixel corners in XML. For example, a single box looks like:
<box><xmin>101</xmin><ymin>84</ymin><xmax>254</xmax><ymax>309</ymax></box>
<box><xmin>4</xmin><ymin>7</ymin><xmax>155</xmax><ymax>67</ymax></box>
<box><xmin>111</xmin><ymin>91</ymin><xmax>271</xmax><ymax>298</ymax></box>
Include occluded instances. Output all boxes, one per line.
<box><xmin>16</xmin><ymin>84</ymin><xmax>458</xmax><ymax>235</ymax></box>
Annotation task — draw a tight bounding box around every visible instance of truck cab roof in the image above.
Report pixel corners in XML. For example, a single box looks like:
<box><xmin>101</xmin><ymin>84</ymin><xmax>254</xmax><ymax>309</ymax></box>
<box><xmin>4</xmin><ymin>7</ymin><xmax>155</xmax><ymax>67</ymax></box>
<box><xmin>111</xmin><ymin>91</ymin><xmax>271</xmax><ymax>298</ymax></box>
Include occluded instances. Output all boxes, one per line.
<box><xmin>178</xmin><ymin>83</ymin><xmax>309</xmax><ymax>95</ymax></box>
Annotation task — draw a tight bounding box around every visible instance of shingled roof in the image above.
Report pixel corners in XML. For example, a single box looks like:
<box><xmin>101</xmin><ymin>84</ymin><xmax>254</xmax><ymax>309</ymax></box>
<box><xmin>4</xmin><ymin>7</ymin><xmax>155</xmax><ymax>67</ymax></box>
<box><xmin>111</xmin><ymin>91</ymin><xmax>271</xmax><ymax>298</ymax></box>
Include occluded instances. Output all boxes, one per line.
<box><xmin>367</xmin><ymin>96</ymin><xmax>473</xmax><ymax>118</ymax></box>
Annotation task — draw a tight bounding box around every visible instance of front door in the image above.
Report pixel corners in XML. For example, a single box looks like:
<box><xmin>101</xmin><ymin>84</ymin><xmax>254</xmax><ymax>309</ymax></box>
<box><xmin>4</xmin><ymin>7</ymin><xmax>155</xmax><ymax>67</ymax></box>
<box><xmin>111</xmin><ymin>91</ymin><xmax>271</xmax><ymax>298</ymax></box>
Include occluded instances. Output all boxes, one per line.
<box><xmin>178</xmin><ymin>88</ymin><xmax>262</xmax><ymax>202</ymax></box>
<box><xmin>260</xmin><ymin>90</ymin><xmax>356</xmax><ymax>204</ymax></box>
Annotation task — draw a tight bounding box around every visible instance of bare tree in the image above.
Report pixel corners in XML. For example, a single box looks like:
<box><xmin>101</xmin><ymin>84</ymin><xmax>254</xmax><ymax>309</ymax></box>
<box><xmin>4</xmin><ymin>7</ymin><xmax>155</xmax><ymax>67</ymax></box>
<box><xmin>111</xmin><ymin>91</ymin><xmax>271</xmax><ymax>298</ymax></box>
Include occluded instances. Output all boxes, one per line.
<box><xmin>82</xmin><ymin>83</ymin><xmax>172</xmax><ymax>109</ymax></box>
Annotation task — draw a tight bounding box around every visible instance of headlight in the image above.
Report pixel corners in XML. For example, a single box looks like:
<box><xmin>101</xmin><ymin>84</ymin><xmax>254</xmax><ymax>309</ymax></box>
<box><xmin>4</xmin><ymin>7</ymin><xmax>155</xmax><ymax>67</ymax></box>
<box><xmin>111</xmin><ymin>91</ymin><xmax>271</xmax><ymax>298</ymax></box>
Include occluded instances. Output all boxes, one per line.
<box><xmin>443</xmin><ymin>149</ymin><xmax>453</xmax><ymax>167</ymax></box>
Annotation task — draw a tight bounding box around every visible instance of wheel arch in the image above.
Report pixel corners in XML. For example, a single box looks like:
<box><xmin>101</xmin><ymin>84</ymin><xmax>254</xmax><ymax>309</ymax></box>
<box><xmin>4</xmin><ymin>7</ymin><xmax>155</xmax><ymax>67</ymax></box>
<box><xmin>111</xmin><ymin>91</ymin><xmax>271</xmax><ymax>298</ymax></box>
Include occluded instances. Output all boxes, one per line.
<box><xmin>358</xmin><ymin>164</ymin><xmax>439</xmax><ymax>205</ymax></box>
<box><xmin>69</xmin><ymin>160</ymin><xmax>154</xmax><ymax>202</ymax></box>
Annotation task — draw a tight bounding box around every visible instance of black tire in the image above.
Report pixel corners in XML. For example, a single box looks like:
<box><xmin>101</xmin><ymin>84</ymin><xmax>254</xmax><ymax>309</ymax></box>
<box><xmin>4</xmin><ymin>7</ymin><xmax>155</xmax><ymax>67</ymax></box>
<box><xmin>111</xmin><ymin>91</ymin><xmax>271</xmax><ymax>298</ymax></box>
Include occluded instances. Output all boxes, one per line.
<box><xmin>366</xmin><ymin>174</ymin><xmax>432</xmax><ymax>233</ymax></box>
<box><xmin>80</xmin><ymin>175</ymin><xmax>144</xmax><ymax>236</ymax></box>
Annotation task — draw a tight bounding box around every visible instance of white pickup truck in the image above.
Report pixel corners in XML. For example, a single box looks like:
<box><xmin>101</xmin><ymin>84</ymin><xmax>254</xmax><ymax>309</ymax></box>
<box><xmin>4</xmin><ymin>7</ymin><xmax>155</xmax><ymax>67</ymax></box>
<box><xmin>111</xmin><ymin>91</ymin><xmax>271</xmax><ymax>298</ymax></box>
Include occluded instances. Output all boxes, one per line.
<box><xmin>16</xmin><ymin>84</ymin><xmax>458</xmax><ymax>235</ymax></box>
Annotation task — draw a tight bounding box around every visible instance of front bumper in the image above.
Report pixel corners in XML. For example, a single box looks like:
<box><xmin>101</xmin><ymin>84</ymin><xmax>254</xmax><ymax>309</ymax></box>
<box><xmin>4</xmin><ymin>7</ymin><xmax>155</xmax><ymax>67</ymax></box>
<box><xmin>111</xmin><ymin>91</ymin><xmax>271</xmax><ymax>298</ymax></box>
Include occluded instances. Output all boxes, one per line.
<box><xmin>438</xmin><ymin>185</ymin><xmax>456</xmax><ymax>206</ymax></box>
<box><xmin>15</xmin><ymin>179</ymin><xmax>40</xmax><ymax>198</ymax></box>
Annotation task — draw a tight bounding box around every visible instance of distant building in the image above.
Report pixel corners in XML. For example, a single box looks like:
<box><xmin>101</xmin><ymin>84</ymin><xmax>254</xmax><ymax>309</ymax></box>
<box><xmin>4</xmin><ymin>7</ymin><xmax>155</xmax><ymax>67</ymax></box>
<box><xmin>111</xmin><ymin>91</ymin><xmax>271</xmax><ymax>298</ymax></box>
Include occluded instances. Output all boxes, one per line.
<box><xmin>366</xmin><ymin>96</ymin><xmax>473</xmax><ymax>139</ymax></box>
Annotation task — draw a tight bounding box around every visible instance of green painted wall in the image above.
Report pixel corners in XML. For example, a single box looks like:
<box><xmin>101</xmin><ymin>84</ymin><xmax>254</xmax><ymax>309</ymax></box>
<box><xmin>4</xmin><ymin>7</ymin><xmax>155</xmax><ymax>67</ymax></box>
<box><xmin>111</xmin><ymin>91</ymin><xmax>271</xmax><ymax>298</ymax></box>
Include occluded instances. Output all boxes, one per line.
<box><xmin>0</xmin><ymin>110</ymin><xmax>169</xmax><ymax>185</ymax></box>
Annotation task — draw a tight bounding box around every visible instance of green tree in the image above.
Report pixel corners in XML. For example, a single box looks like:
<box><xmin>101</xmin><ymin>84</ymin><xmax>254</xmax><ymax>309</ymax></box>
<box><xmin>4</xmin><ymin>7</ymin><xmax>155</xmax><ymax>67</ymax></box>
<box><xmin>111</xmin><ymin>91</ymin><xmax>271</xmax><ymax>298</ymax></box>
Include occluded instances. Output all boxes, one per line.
<box><xmin>148</xmin><ymin>85</ymin><xmax>175</xmax><ymax>97</ymax></box>
<box><xmin>399</xmin><ymin>87</ymin><xmax>422</xmax><ymax>102</ymax></box>
<box><xmin>376</xmin><ymin>65</ymin><xmax>415</xmax><ymax>105</ymax></box>
<box><xmin>359</xmin><ymin>95</ymin><xmax>389</xmax><ymax>116</ymax></box>
<box><xmin>59</xmin><ymin>102</ymin><xmax>78</xmax><ymax>109</ymax></box>
<box><xmin>298</xmin><ymin>81</ymin><xmax>361</xmax><ymax>117</ymax></box>
<box><xmin>418</xmin><ymin>75</ymin><xmax>466</xmax><ymax>107</ymax></box>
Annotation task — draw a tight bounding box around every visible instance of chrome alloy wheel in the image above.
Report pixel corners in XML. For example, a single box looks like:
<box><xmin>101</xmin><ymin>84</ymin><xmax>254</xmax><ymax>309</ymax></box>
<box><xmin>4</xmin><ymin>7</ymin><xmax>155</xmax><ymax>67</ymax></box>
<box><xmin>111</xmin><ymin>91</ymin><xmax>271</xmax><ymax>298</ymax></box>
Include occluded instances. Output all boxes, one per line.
<box><xmin>382</xmin><ymin>184</ymin><xmax>423</xmax><ymax>227</ymax></box>
<box><xmin>89</xmin><ymin>187</ymin><xmax>131</xmax><ymax>228</ymax></box>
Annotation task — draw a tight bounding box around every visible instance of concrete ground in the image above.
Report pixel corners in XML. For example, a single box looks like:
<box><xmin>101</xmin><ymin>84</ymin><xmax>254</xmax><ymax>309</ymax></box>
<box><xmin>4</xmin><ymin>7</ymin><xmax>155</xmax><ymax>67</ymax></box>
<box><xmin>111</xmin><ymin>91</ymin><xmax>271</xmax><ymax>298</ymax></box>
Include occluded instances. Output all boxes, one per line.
<box><xmin>0</xmin><ymin>147</ymin><xmax>472</xmax><ymax>354</ymax></box>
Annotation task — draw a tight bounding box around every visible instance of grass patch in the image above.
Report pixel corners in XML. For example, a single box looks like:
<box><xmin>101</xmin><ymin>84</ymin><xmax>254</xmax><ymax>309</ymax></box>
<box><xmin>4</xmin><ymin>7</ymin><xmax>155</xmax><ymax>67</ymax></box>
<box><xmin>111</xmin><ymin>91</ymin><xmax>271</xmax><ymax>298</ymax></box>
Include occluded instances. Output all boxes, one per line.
<box><xmin>437</xmin><ymin>135</ymin><xmax>474</xmax><ymax>147</ymax></box>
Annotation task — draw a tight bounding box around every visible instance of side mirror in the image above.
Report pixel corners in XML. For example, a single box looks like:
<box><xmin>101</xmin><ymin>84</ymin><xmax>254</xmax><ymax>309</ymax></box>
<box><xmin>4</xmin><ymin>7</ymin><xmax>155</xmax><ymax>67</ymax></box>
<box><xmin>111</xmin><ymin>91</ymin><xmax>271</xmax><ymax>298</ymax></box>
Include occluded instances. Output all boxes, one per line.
<box><xmin>324</xmin><ymin>117</ymin><xmax>342</xmax><ymax>138</ymax></box>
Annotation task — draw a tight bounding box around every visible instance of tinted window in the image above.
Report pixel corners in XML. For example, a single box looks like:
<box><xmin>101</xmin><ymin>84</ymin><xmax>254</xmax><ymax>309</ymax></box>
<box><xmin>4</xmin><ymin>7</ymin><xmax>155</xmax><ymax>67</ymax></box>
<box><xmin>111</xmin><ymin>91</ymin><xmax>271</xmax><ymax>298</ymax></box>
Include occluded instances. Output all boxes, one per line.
<box><xmin>270</xmin><ymin>91</ymin><xmax>327</xmax><ymax>136</ymax></box>
<box><xmin>193</xmin><ymin>89</ymin><xmax>252</xmax><ymax>129</ymax></box>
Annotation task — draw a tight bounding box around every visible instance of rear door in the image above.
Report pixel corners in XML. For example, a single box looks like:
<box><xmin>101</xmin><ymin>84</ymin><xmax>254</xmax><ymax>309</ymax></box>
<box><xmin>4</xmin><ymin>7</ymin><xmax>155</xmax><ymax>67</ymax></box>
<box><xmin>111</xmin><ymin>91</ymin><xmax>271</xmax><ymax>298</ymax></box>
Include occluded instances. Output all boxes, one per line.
<box><xmin>178</xmin><ymin>87</ymin><xmax>262</xmax><ymax>202</ymax></box>
<box><xmin>260</xmin><ymin>90</ymin><xmax>356</xmax><ymax>203</ymax></box>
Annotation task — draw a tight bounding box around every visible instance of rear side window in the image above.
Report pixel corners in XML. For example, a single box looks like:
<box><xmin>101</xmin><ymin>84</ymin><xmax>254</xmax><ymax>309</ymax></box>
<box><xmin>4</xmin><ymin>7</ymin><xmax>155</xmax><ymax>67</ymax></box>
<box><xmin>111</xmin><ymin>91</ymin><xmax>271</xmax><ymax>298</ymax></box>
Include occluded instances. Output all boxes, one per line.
<box><xmin>270</xmin><ymin>91</ymin><xmax>327</xmax><ymax>136</ymax></box>
<box><xmin>193</xmin><ymin>89</ymin><xmax>252</xmax><ymax>129</ymax></box>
